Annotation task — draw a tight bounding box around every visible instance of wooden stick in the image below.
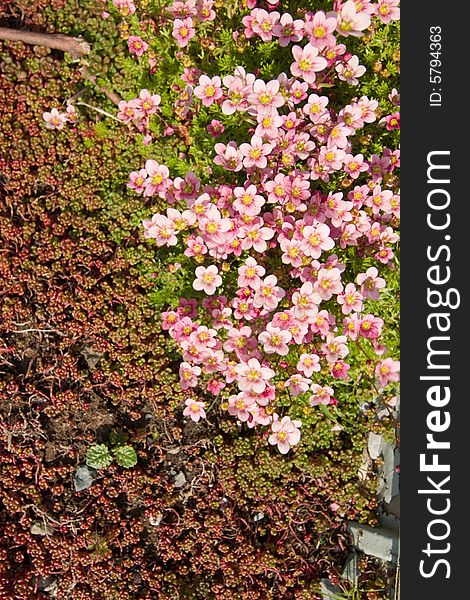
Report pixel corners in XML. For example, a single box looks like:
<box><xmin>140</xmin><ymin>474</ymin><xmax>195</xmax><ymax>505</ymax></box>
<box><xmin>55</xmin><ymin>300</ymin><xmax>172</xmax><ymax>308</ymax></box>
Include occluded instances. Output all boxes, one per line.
<box><xmin>0</xmin><ymin>27</ymin><xmax>90</xmax><ymax>59</ymax></box>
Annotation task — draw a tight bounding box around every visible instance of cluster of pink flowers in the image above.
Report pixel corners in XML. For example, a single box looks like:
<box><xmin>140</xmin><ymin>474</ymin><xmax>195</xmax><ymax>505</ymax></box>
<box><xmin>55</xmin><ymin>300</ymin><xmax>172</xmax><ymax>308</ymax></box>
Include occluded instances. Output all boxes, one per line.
<box><xmin>168</xmin><ymin>0</ymin><xmax>216</xmax><ymax>48</ymax></box>
<box><xmin>128</xmin><ymin>4</ymin><xmax>400</xmax><ymax>453</ymax></box>
<box><xmin>243</xmin><ymin>1</ymin><xmax>399</xmax><ymax>47</ymax></box>
<box><xmin>42</xmin><ymin>105</ymin><xmax>79</xmax><ymax>130</ymax></box>
<box><xmin>117</xmin><ymin>89</ymin><xmax>161</xmax><ymax>145</ymax></box>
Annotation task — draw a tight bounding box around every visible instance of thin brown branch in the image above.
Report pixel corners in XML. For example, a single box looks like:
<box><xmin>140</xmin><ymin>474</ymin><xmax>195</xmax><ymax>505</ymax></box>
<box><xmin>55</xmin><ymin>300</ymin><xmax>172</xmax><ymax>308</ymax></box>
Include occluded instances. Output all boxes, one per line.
<box><xmin>0</xmin><ymin>27</ymin><xmax>90</xmax><ymax>59</ymax></box>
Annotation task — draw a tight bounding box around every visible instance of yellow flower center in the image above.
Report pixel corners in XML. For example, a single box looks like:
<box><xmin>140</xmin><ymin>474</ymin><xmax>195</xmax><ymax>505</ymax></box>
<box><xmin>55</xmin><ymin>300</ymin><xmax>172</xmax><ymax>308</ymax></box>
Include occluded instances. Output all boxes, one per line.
<box><xmin>309</xmin><ymin>233</ymin><xmax>320</xmax><ymax>246</ymax></box>
<box><xmin>259</xmin><ymin>93</ymin><xmax>272</xmax><ymax>105</ymax></box>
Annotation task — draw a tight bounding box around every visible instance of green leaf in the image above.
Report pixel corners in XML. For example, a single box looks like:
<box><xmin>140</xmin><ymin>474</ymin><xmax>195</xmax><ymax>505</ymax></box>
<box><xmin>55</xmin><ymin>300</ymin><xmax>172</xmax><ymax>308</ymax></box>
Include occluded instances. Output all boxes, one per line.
<box><xmin>86</xmin><ymin>444</ymin><xmax>113</xmax><ymax>469</ymax></box>
<box><xmin>114</xmin><ymin>445</ymin><xmax>138</xmax><ymax>468</ymax></box>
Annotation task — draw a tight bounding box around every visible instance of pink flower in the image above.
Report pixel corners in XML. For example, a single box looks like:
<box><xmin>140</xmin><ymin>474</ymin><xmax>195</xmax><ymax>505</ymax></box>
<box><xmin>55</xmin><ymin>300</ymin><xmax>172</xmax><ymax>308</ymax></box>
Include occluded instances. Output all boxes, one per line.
<box><xmin>280</xmin><ymin>237</ymin><xmax>305</xmax><ymax>268</ymax></box>
<box><xmin>143</xmin><ymin>214</ymin><xmax>178</xmax><ymax>246</ymax></box>
<box><xmin>194</xmin><ymin>75</ymin><xmax>223</xmax><ymax>107</ymax></box>
<box><xmin>290</xmin><ymin>43</ymin><xmax>328</xmax><ymax>84</ymax></box>
<box><xmin>233</xmin><ymin>185</ymin><xmax>265</xmax><ymax>216</ymax></box>
<box><xmin>196</xmin><ymin>0</ymin><xmax>215</xmax><ymax>21</ymax></box>
<box><xmin>240</xmin><ymin>222</ymin><xmax>275</xmax><ymax>253</ymax></box>
<box><xmin>336</xmin><ymin>0</ymin><xmax>371</xmax><ymax>37</ymax></box>
<box><xmin>385</xmin><ymin>112</ymin><xmax>400</xmax><ymax>131</ymax></box>
<box><xmin>285</xmin><ymin>374</ymin><xmax>311</xmax><ymax>396</ymax></box>
<box><xmin>117</xmin><ymin>100</ymin><xmax>139</xmax><ymax>123</ymax></box>
<box><xmin>336</xmin><ymin>55</ymin><xmax>366</xmax><ymax>85</ymax></box>
<box><xmin>251</xmin><ymin>8</ymin><xmax>281</xmax><ymax>42</ymax></box>
<box><xmin>128</xmin><ymin>36</ymin><xmax>149</xmax><ymax>57</ymax></box>
<box><xmin>304</xmin><ymin>11</ymin><xmax>337</xmax><ymax>49</ymax></box>
<box><xmin>376</xmin><ymin>358</ymin><xmax>400</xmax><ymax>387</ymax></box>
<box><xmin>356</xmin><ymin>266</ymin><xmax>386</xmax><ymax>300</ymax></box>
<box><xmin>268</xmin><ymin>415</ymin><xmax>301</xmax><ymax>454</ymax></box>
<box><xmin>228</xmin><ymin>392</ymin><xmax>256</xmax><ymax>422</ymax></box>
<box><xmin>161</xmin><ymin>310</ymin><xmax>179</xmax><ymax>331</ymax></box>
<box><xmin>179</xmin><ymin>362</ymin><xmax>202</xmax><ymax>389</ymax></box>
<box><xmin>343</xmin><ymin>153</ymin><xmax>368</xmax><ymax>179</ymax></box>
<box><xmin>137</xmin><ymin>89</ymin><xmax>161</xmax><ymax>114</ymax></box>
<box><xmin>357</xmin><ymin>96</ymin><xmax>378</xmax><ymax>123</ymax></box>
<box><xmin>144</xmin><ymin>160</ymin><xmax>170</xmax><ymax>197</ymax></box>
<box><xmin>314</xmin><ymin>268</ymin><xmax>343</xmax><ymax>301</ymax></box>
<box><xmin>235</xmin><ymin>358</ymin><xmax>275</xmax><ymax>394</ymax></box>
<box><xmin>388</xmin><ymin>88</ymin><xmax>400</xmax><ymax>107</ymax></box>
<box><xmin>193</xmin><ymin>265</ymin><xmax>223</xmax><ymax>295</ymax></box>
<box><xmin>321</xmin><ymin>334</ymin><xmax>349</xmax><ymax>363</ymax></box>
<box><xmin>207</xmin><ymin>379</ymin><xmax>225</xmax><ymax>395</ymax></box>
<box><xmin>183</xmin><ymin>398</ymin><xmax>206</xmax><ymax>422</ymax></box>
<box><xmin>255</xmin><ymin>109</ymin><xmax>283</xmax><ymax>139</ymax></box>
<box><xmin>127</xmin><ymin>169</ymin><xmax>148</xmax><ymax>194</ymax></box>
<box><xmin>297</xmin><ymin>353</ymin><xmax>320</xmax><ymax>377</ymax></box>
<box><xmin>43</xmin><ymin>108</ymin><xmax>67</xmax><ymax>130</ymax></box>
<box><xmin>289</xmin><ymin>80</ymin><xmax>309</xmax><ymax>104</ymax></box>
<box><xmin>65</xmin><ymin>104</ymin><xmax>79</xmax><ymax>123</ymax></box>
<box><xmin>258</xmin><ymin>323</ymin><xmax>292</xmax><ymax>356</ymax></box>
<box><xmin>113</xmin><ymin>0</ymin><xmax>136</xmax><ymax>16</ymax></box>
<box><xmin>374</xmin><ymin>0</ymin><xmax>400</xmax><ymax>24</ymax></box>
<box><xmin>331</xmin><ymin>360</ymin><xmax>351</xmax><ymax>379</ymax></box>
<box><xmin>309</xmin><ymin>384</ymin><xmax>334</xmax><ymax>406</ymax></box>
<box><xmin>359</xmin><ymin>314</ymin><xmax>384</xmax><ymax>339</ymax></box>
<box><xmin>237</xmin><ymin>257</ymin><xmax>266</xmax><ymax>289</ymax></box>
<box><xmin>222</xmin><ymin>78</ymin><xmax>251</xmax><ymax>115</ymax></box>
<box><xmin>303</xmin><ymin>93</ymin><xmax>329</xmax><ymax>122</ymax></box>
<box><xmin>337</xmin><ymin>283</ymin><xmax>363</xmax><ymax>314</ymax></box>
<box><xmin>253</xmin><ymin>274</ymin><xmax>285</xmax><ymax>311</ymax></box>
<box><xmin>272</xmin><ymin>13</ymin><xmax>304</xmax><ymax>47</ymax></box>
<box><xmin>207</xmin><ymin>119</ymin><xmax>225</xmax><ymax>137</ymax></box>
<box><xmin>214</xmin><ymin>142</ymin><xmax>243</xmax><ymax>172</ymax></box>
<box><xmin>292</xmin><ymin>281</ymin><xmax>321</xmax><ymax>318</ymax></box>
<box><xmin>301</xmin><ymin>223</ymin><xmax>335</xmax><ymax>258</ymax></box>
<box><xmin>185</xmin><ymin>235</ymin><xmax>208</xmax><ymax>258</ymax></box>
<box><xmin>249</xmin><ymin>79</ymin><xmax>285</xmax><ymax>110</ymax></box>
<box><xmin>172</xmin><ymin>17</ymin><xmax>196</xmax><ymax>48</ymax></box>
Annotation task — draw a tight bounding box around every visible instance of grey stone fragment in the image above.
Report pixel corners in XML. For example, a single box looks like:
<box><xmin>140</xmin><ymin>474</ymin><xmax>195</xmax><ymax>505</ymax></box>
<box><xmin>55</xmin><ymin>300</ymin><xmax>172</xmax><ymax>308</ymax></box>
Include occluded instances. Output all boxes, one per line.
<box><xmin>378</xmin><ymin>442</ymin><xmax>399</xmax><ymax>503</ymax></box>
<box><xmin>80</xmin><ymin>345</ymin><xmax>103</xmax><ymax>369</ymax></box>
<box><xmin>36</xmin><ymin>576</ymin><xmax>57</xmax><ymax>593</ymax></box>
<box><xmin>74</xmin><ymin>465</ymin><xmax>98</xmax><ymax>491</ymax></box>
<box><xmin>378</xmin><ymin>506</ymin><xmax>400</xmax><ymax>532</ymax></box>
<box><xmin>348</xmin><ymin>521</ymin><xmax>399</xmax><ymax>563</ymax></box>
<box><xmin>367</xmin><ymin>432</ymin><xmax>383</xmax><ymax>459</ymax></box>
<box><xmin>173</xmin><ymin>472</ymin><xmax>186</xmax><ymax>488</ymax></box>
<box><xmin>320</xmin><ymin>579</ymin><xmax>342</xmax><ymax>599</ymax></box>
<box><xmin>30</xmin><ymin>521</ymin><xmax>54</xmax><ymax>536</ymax></box>
<box><xmin>341</xmin><ymin>552</ymin><xmax>360</xmax><ymax>585</ymax></box>
<box><xmin>253</xmin><ymin>512</ymin><xmax>265</xmax><ymax>522</ymax></box>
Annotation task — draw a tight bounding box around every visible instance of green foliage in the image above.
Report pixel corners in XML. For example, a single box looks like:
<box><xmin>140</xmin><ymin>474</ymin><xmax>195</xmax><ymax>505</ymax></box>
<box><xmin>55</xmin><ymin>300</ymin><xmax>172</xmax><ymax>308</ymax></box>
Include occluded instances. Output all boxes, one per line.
<box><xmin>86</xmin><ymin>444</ymin><xmax>113</xmax><ymax>469</ymax></box>
<box><xmin>86</xmin><ymin>431</ymin><xmax>138</xmax><ymax>469</ymax></box>
<box><xmin>114</xmin><ymin>445</ymin><xmax>138</xmax><ymax>468</ymax></box>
